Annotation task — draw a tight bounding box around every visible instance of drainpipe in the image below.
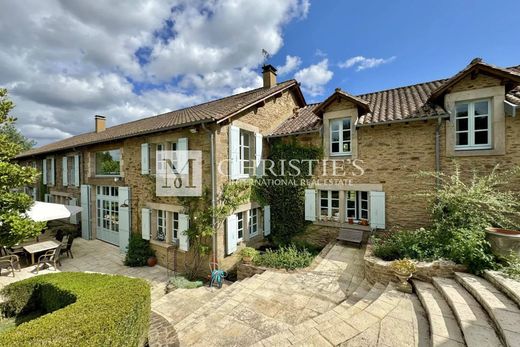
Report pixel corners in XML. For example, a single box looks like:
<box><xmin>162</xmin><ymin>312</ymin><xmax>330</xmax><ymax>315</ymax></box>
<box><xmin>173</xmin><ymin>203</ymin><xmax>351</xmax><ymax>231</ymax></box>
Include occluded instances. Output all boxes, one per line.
<box><xmin>435</xmin><ymin>117</ymin><xmax>442</xmax><ymax>188</ymax></box>
<box><xmin>202</xmin><ymin>123</ymin><xmax>217</xmax><ymax>263</ymax></box>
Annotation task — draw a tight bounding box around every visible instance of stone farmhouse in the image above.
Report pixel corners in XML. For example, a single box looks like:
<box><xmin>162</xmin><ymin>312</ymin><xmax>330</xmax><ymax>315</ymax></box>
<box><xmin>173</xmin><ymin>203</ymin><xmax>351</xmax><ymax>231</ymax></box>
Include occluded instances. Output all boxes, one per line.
<box><xmin>16</xmin><ymin>58</ymin><xmax>520</xmax><ymax>271</ymax></box>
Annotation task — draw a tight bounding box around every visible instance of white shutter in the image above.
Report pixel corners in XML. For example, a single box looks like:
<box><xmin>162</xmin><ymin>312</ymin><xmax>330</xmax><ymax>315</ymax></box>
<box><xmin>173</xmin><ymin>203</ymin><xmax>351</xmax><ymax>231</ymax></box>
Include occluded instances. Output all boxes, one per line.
<box><xmin>32</xmin><ymin>187</ymin><xmax>37</xmax><ymax>201</ymax></box>
<box><xmin>74</xmin><ymin>155</ymin><xmax>80</xmax><ymax>186</ymax></box>
<box><xmin>44</xmin><ymin>194</ymin><xmax>50</xmax><ymax>202</ymax></box>
<box><xmin>42</xmin><ymin>159</ymin><xmax>47</xmax><ymax>185</ymax></box>
<box><xmin>69</xmin><ymin>198</ymin><xmax>78</xmax><ymax>224</ymax></box>
<box><xmin>304</xmin><ymin>189</ymin><xmax>317</xmax><ymax>221</ymax></box>
<box><xmin>263</xmin><ymin>205</ymin><xmax>271</xmax><ymax>236</ymax></box>
<box><xmin>226</xmin><ymin>214</ymin><xmax>238</xmax><ymax>255</ymax></box>
<box><xmin>177</xmin><ymin>138</ymin><xmax>188</xmax><ymax>174</ymax></box>
<box><xmin>178</xmin><ymin>214</ymin><xmax>189</xmax><ymax>252</ymax></box>
<box><xmin>80</xmin><ymin>185</ymin><xmax>91</xmax><ymax>239</ymax></box>
<box><xmin>255</xmin><ymin>133</ymin><xmax>263</xmax><ymax>177</ymax></box>
<box><xmin>228</xmin><ymin>125</ymin><xmax>240</xmax><ymax>180</ymax></box>
<box><xmin>118</xmin><ymin>187</ymin><xmax>131</xmax><ymax>252</ymax></box>
<box><xmin>141</xmin><ymin>208</ymin><xmax>151</xmax><ymax>240</ymax></box>
<box><xmin>370</xmin><ymin>191</ymin><xmax>386</xmax><ymax>229</ymax></box>
<box><xmin>62</xmin><ymin>157</ymin><xmax>68</xmax><ymax>186</ymax></box>
<box><xmin>50</xmin><ymin>157</ymin><xmax>55</xmax><ymax>186</ymax></box>
<box><xmin>141</xmin><ymin>143</ymin><xmax>149</xmax><ymax>175</ymax></box>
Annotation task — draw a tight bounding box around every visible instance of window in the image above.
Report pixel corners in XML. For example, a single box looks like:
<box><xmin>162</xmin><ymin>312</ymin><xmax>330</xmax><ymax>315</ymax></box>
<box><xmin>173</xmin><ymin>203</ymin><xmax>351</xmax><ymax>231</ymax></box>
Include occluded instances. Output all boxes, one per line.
<box><xmin>320</xmin><ymin>190</ymin><xmax>340</xmax><ymax>221</ymax></box>
<box><xmin>248</xmin><ymin>208</ymin><xmax>258</xmax><ymax>237</ymax></box>
<box><xmin>240</xmin><ymin>129</ymin><xmax>254</xmax><ymax>176</ymax></box>
<box><xmin>345</xmin><ymin>191</ymin><xmax>369</xmax><ymax>221</ymax></box>
<box><xmin>455</xmin><ymin>99</ymin><xmax>491</xmax><ymax>150</ymax></box>
<box><xmin>237</xmin><ymin>212</ymin><xmax>244</xmax><ymax>241</ymax></box>
<box><xmin>330</xmin><ymin>118</ymin><xmax>352</xmax><ymax>155</ymax></box>
<box><xmin>156</xmin><ymin>210</ymin><xmax>166</xmax><ymax>241</ymax></box>
<box><xmin>171</xmin><ymin>212</ymin><xmax>179</xmax><ymax>243</ymax></box>
<box><xmin>95</xmin><ymin>149</ymin><xmax>121</xmax><ymax>176</ymax></box>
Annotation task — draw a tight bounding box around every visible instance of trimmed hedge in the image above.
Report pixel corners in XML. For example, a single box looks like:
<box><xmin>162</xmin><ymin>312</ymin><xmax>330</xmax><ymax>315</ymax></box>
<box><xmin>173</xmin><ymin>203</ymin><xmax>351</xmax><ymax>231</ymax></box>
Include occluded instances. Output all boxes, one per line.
<box><xmin>0</xmin><ymin>272</ymin><xmax>150</xmax><ymax>347</ymax></box>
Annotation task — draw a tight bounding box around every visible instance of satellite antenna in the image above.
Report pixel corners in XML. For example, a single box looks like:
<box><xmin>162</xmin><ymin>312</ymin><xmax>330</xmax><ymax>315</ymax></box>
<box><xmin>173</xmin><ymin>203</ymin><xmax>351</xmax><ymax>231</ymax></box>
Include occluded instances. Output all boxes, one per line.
<box><xmin>261</xmin><ymin>49</ymin><xmax>271</xmax><ymax>64</ymax></box>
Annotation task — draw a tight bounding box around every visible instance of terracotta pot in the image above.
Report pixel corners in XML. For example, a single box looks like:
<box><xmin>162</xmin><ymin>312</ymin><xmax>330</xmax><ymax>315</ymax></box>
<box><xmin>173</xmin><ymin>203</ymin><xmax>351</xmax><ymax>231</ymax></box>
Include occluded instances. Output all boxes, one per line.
<box><xmin>147</xmin><ymin>256</ymin><xmax>157</xmax><ymax>267</ymax></box>
<box><xmin>348</xmin><ymin>218</ymin><xmax>354</xmax><ymax>224</ymax></box>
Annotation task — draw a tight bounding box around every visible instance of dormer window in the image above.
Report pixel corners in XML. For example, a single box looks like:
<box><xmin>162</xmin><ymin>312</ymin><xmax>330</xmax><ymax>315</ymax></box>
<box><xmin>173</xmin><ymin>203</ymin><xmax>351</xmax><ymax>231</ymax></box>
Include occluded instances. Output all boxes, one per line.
<box><xmin>330</xmin><ymin>118</ymin><xmax>352</xmax><ymax>155</ymax></box>
<box><xmin>455</xmin><ymin>99</ymin><xmax>492</xmax><ymax>150</ymax></box>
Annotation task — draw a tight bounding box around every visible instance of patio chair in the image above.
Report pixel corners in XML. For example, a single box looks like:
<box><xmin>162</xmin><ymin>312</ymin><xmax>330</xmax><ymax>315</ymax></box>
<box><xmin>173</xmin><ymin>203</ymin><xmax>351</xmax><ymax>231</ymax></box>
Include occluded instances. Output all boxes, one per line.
<box><xmin>0</xmin><ymin>254</ymin><xmax>20</xmax><ymax>277</ymax></box>
<box><xmin>60</xmin><ymin>236</ymin><xmax>74</xmax><ymax>258</ymax></box>
<box><xmin>35</xmin><ymin>244</ymin><xmax>62</xmax><ymax>274</ymax></box>
<box><xmin>2</xmin><ymin>246</ymin><xmax>27</xmax><ymax>264</ymax></box>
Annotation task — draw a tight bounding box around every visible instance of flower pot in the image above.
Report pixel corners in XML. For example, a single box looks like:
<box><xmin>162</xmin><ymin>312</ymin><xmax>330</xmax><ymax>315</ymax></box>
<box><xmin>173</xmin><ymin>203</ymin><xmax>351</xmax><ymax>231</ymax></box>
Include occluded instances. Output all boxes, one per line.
<box><xmin>348</xmin><ymin>218</ymin><xmax>354</xmax><ymax>224</ymax></box>
<box><xmin>485</xmin><ymin>227</ymin><xmax>520</xmax><ymax>258</ymax></box>
<box><xmin>147</xmin><ymin>256</ymin><xmax>157</xmax><ymax>267</ymax></box>
<box><xmin>394</xmin><ymin>271</ymin><xmax>413</xmax><ymax>293</ymax></box>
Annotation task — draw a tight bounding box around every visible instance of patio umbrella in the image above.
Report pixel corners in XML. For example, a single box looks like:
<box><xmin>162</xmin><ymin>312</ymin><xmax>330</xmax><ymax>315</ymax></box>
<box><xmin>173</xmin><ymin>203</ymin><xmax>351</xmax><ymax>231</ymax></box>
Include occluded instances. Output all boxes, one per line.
<box><xmin>26</xmin><ymin>201</ymin><xmax>82</xmax><ymax>222</ymax></box>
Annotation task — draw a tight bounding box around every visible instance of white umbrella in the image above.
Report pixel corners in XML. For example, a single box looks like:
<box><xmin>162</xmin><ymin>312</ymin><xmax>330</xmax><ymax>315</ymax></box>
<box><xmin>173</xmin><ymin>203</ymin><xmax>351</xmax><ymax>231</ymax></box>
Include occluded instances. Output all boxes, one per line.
<box><xmin>26</xmin><ymin>201</ymin><xmax>82</xmax><ymax>222</ymax></box>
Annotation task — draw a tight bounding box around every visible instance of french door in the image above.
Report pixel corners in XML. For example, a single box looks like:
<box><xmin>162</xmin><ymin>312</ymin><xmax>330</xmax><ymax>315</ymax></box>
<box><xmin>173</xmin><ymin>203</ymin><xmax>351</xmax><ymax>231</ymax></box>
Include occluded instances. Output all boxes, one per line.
<box><xmin>96</xmin><ymin>186</ymin><xmax>120</xmax><ymax>245</ymax></box>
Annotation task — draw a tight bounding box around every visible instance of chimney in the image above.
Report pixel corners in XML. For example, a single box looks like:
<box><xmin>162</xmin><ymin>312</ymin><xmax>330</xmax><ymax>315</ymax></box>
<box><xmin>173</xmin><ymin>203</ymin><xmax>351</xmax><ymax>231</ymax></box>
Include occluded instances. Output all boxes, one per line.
<box><xmin>262</xmin><ymin>64</ymin><xmax>277</xmax><ymax>89</ymax></box>
<box><xmin>95</xmin><ymin>115</ymin><xmax>106</xmax><ymax>133</ymax></box>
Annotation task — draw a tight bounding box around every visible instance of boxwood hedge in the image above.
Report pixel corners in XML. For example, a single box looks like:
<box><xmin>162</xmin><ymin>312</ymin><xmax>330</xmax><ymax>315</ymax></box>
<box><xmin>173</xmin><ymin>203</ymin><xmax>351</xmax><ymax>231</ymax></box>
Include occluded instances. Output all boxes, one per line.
<box><xmin>0</xmin><ymin>272</ymin><xmax>150</xmax><ymax>347</ymax></box>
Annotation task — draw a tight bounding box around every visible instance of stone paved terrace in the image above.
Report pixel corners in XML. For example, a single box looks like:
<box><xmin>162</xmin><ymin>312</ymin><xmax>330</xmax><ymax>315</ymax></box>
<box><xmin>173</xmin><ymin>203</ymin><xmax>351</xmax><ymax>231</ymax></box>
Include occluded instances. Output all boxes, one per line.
<box><xmin>0</xmin><ymin>238</ymin><xmax>169</xmax><ymax>301</ymax></box>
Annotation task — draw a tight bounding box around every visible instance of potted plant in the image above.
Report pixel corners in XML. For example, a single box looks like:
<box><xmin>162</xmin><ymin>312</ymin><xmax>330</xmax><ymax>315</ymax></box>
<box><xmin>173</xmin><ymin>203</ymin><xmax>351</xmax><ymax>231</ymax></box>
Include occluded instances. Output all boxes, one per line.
<box><xmin>391</xmin><ymin>258</ymin><xmax>416</xmax><ymax>293</ymax></box>
<box><xmin>147</xmin><ymin>254</ymin><xmax>158</xmax><ymax>267</ymax></box>
<box><xmin>348</xmin><ymin>217</ymin><xmax>354</xmax><ymax>224</ymax></box>
<box><xmin>239</xmin><ymin>247</ymin><xmax>258</xmax><ymax>264</ymax></box>
<box><xmin>360</xmin><ymin>219</ymin><xmax>369</xmax><ymax>226</ymax></box>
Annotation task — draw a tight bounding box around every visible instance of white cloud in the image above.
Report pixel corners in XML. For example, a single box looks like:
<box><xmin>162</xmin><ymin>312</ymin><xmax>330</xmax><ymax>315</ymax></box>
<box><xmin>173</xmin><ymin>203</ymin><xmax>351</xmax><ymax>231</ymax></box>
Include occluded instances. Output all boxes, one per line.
<box><xmin>276</xmin><ymin>55</ymin><xmax>302</xmax><ymax>75</ymax></box>
<box><xmin>294</xmin><ymin>59</ymin><xmax>333</xmax><ymax>97</ymax></box>
<box><xmin>338</xmin><ymin>55</ymin><xmax>396</xmax><ymax>71</ymax></box>
<box><xmin>0</xmin><ymin>0</ymin><xmax>310</xmax><ymax>145</ymax></box>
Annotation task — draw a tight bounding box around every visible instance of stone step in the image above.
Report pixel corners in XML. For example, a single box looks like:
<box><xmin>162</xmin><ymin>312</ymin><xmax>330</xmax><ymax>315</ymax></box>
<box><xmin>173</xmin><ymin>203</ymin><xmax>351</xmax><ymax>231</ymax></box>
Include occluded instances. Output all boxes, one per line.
<box><xmin>484</xmin><ymin>270</ymin><xmax>520</xmax><ymax>308</ymax></box>
<box><xmin>455</xmin><ymin>272</ymin><xmax>520</xmax><ymax>347</ymax></box>
<box><xmin>412</xmin><ymin>280</ymin><xmax>465</xmax><ymax>347</ymax></box>
<box><xmin>432</xmin><ymin>277</ymin><xmax>503</xmax><ymax>347</ymax></box>
<box><xmin>151</xmin><ymin>284</ymin><xmax>226</xmax><ymax>325</ymax></box>
<box><xmin>256</xmin><ymin>282</ymin><xmax>388</xmax><ymax>346</ymax></box>
<box><xmin>173</xmin><ymin>279</ymin><xmax>245</xmax><ymax>331</ymax></box>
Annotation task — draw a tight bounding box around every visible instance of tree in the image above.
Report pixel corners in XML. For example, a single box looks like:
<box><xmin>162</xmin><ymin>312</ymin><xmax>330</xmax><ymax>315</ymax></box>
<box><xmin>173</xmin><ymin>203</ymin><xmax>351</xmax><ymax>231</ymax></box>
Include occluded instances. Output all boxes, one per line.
<box><xmin>0</xmin><ymin>123</ymin><xmax>35</xmax><ymax>153</ymax></box>
<box><xmin>0</xmin><ymin>88</ymin><xmax>44</xmax><ymax>247</ymax></box>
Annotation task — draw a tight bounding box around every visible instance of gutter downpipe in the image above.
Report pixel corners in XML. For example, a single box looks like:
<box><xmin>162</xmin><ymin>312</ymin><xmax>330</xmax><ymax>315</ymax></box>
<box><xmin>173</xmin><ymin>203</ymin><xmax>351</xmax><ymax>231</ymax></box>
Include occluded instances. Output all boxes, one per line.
<box><xmin>435</xmin><ymin>116</ymin><xmax>442</xmax><ymax>189</ymax></box>
<box><xmin>202</xmin><ymin>123</ymin><xmax>217</xmax><ymax>264</ymax></box>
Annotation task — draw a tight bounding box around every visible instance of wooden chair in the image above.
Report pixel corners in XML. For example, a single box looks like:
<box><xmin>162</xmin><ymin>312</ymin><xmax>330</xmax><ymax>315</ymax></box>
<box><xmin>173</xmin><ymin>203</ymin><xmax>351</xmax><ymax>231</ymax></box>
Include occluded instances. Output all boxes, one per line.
<box><xmin>2</xmin><ymin>246</ymin><xmax>27</xmax><ymax>264</ymax></box>
<box><xmin>60</xmin><ymin>236</ymin><xmax>74</xmax><ymax>258</ymax></box>
<box><xmin>0</xmin><ymin>254</ymin><xmax>20</xmax><ymax>277</ymax></box>
<box><xmin>35</xmin><ymin>244</ymin><xmax>62</xmax><ymax>274</ymax></box>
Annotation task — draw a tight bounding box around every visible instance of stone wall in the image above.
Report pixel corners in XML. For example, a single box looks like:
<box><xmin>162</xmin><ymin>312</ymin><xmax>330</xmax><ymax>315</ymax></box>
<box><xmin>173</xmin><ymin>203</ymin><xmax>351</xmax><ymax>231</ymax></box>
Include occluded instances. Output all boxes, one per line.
<box><xmin>364</xmin><ymin>245</ymin><xmax>467</xmax><ymax>285</ymax></box>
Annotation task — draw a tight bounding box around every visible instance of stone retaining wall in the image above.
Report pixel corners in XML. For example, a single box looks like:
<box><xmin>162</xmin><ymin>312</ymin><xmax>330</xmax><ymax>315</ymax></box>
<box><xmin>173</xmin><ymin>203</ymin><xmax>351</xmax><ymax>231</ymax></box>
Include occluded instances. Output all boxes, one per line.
<box><xmin>364</xmin><ymin>244</ymin><xmax>467</xmax><ymax>285</ymax></box>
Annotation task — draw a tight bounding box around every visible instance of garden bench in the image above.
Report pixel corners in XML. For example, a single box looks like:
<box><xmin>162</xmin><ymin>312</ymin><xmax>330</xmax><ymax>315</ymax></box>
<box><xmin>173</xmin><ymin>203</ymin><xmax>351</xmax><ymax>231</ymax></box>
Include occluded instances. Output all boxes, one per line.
<box><xmin>337</xmin><ymin>228</ymin><xmax>364</xmax><ymax>247</ymax></box>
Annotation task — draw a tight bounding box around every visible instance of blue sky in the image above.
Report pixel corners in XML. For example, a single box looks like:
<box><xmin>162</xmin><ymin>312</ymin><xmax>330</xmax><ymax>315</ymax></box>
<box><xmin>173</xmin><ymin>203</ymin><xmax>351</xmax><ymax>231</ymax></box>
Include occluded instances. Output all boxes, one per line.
<box><xmin>2</xmin><ymin>0</ymin><xmax>519</xmax><ymax>145</ymax></box>
<box><xmin>273</xmin><ymin>0</ymin><xmax>519</xmax><ymax>99</ymax></box>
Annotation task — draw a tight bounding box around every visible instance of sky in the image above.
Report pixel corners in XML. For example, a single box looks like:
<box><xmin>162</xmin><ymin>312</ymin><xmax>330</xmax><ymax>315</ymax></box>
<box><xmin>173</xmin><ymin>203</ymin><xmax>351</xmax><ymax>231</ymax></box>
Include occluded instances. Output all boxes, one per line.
<box><xmin>1</xmin><ymin>0</ymin><xmax>519</xmax><ymax>146</ymax></box>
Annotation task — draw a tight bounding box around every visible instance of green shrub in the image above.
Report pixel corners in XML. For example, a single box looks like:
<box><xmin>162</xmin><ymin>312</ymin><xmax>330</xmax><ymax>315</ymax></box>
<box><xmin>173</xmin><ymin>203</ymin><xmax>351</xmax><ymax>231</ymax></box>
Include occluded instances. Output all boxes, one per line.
<box><xmin>124</xmin><ymin>233</ymin><xmax>155</xmax><ymax>267</ymax></box>
<box><xmin>167</xmin><ymin>276</ymin><xmax>203</xmax><ymax>289</ymax></box>
<box><xmin>500</xmin><ymin>251</ymin><xmax>520</xmax><ymax>280</ymax></box>
<box><xmin>239</xmin><ymin>247</ymin><xmax>259</xmax><ymax>260</ymax></box>
<box><xmin>372</xmin><ymin>228</ymin><xmax>442</xmax><ymax>261</ymax></box>
<box><xmin>0</xmin><ymin>272</ymin><xmax>150</xmax><ymax>347</ymax></box>
<box><xmin>253</xmin><ymin>245</ymin><xmax>315</xmax><ymax>270</ymax></box>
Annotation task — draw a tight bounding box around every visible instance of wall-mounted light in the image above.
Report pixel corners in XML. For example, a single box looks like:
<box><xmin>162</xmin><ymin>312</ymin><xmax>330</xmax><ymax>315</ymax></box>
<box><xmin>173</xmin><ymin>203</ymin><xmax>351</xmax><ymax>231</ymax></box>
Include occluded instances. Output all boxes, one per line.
<box><xmin>120</xmin><ymin>199</ymin><xmax>130</xmax><ymax>208</ymax></box>
<box><xmin>190</xmin><ymin>128</ymin><xmax>198</xmax><ymax>134</ymax></box>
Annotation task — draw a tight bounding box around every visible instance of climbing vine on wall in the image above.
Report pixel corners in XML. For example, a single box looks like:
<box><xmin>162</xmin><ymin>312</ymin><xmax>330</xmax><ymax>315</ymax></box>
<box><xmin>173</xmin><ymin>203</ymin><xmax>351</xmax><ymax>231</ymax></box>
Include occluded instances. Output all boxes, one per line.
<box><xmin>254</xmin><ymin>139</ymin><xmax>322</xmax><ymax>245</ymax></box>
<box><xmin>179</xmin><ymin>180</ymin><xmax>252</xmax><ymax>279</ymax></box>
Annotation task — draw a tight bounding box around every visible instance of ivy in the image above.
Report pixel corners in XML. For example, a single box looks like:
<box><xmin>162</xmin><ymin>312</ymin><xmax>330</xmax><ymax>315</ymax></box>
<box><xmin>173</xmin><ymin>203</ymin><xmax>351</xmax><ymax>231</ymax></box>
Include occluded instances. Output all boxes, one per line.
<box><xmin>254</xmin><ymin>139</ymin><xmax>322</xmax><ymax>245</ymax></box>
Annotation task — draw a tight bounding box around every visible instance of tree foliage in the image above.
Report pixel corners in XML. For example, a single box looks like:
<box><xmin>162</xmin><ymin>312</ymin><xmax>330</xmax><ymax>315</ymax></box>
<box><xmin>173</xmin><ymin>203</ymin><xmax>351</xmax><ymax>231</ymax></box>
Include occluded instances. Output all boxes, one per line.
<box><xmin>0</xmin><ymin>123</ymin><xmax>35</xmax><ymax>152</ymax></box>
<box><xmin>0</xmin><ymin>88</ymin><xmax>44</xmax><ymax>246</ymax></box>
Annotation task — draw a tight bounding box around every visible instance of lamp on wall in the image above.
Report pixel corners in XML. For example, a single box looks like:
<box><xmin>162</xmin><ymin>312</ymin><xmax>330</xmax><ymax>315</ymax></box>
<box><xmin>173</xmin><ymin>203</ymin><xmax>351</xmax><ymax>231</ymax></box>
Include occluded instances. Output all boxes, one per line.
<box><xmin>120</xmin><ymin>199</ymin><xmax>130</xmax><ymax>208</ymax></box>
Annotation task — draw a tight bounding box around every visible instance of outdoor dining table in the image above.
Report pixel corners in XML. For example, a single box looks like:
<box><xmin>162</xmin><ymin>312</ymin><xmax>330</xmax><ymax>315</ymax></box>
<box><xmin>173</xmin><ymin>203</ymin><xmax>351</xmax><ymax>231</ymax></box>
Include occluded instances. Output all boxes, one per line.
<box><xmin>23</xmin><ymin>240</ymin><xmax>60</xmax><ymax>264</ymax></box>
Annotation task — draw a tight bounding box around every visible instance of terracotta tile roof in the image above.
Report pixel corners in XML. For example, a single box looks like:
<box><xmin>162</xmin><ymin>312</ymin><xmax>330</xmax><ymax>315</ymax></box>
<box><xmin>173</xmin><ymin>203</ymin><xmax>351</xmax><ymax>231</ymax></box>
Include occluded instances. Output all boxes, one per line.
<box><xmin>18</xmin><ymin>80</ymin><xmax>299</xmax><ymax>158</ymax></box>
<box><xmin>269</xmin><ymin>103</ymin><xmax>321</xmax><ymax>137</ymax></box>
<box><xmin>270</xmin><ymin>64</ymin><xmax>520</xmax><ymax>136</ymax></box>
